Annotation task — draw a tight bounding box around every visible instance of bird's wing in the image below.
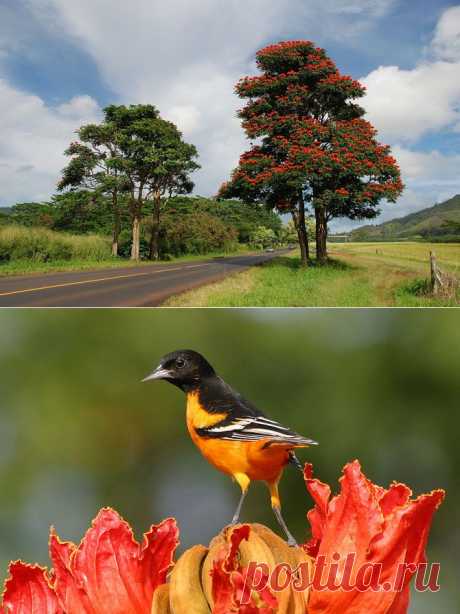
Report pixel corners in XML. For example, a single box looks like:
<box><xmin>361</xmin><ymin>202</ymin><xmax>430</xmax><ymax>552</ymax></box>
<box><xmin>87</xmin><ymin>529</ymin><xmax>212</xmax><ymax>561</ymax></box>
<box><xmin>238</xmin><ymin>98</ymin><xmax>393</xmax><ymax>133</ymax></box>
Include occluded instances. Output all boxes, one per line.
<box><xmin>196</xmin><ymin>414</ymin><xmax>318</xmax><ymax>446</ymax></box>
<box><xmin>197</xmin><ymin>376</ymin><xmax>318</xmax><ymax>446</ymax></box>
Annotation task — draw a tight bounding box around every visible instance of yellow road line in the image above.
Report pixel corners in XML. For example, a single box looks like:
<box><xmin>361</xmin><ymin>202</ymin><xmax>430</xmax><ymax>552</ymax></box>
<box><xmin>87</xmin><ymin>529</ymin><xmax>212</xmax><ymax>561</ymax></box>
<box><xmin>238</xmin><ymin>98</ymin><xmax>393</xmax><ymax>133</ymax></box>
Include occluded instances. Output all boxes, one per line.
<box><xmin>0</xmin><ymin>264</ymin><xmax>210</xmax><ymax>298</ymax></box>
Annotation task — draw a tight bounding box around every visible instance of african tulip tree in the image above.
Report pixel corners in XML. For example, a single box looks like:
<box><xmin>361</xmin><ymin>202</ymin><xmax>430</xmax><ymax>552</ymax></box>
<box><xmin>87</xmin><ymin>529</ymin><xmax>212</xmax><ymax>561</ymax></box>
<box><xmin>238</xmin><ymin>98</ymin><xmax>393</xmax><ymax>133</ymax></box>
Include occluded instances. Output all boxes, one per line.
<box><xmin>220</xmin><ymin>40</ymin><xmax>403</xmax><ymax>264</ymax></box>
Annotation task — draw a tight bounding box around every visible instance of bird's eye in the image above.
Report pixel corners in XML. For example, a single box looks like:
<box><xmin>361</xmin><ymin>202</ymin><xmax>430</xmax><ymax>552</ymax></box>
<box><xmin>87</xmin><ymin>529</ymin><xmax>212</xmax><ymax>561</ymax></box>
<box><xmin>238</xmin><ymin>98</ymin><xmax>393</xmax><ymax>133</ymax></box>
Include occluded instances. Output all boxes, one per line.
<box><xmin>176</xmin><ymin>358</ymin><xmax>186</xmax><ymax>369</ymax></box>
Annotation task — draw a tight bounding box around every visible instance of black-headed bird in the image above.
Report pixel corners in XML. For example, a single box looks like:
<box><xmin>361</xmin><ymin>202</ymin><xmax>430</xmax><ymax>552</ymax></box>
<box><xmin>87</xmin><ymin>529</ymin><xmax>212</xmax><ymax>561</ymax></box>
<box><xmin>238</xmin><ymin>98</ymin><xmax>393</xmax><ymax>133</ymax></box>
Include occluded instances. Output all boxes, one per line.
<box><xmin>143</xmin><ymin>349</ymin><xmax>318</xmax><ymax>546</ymax></box>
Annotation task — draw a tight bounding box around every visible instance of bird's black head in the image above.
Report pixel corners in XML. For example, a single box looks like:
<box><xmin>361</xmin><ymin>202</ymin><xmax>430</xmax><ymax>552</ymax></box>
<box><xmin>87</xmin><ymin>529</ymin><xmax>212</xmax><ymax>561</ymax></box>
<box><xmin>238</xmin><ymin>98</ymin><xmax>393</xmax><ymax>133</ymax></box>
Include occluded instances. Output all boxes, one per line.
<box><xmin>142</xmin><ymin>349</ymin><xmax>215</xmax><ymax>392</ymax></box>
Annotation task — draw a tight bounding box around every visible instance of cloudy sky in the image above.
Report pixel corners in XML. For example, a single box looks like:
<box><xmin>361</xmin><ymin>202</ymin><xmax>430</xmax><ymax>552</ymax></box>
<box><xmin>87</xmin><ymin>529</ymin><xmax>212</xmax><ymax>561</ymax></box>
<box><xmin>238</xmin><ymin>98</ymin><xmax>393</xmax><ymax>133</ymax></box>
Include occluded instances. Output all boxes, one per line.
<box><xmin>1</xmin><ymin>0</ymin><xmax>460</xmax><ymax>230</ymax></box>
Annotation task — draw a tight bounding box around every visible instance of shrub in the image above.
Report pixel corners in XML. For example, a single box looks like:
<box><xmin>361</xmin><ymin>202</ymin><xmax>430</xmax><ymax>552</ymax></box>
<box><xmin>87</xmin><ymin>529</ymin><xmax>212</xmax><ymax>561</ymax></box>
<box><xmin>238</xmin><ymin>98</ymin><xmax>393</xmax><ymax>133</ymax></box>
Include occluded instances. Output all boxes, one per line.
<box><xmin>159</xmin><ymin>212</ymin><xmax>238</xmax><ymax>257</ymax></box>
<box><xmin>0</xmin><ymin>225</ymin><xmax>111</xmax><ymax>262</ymax></box>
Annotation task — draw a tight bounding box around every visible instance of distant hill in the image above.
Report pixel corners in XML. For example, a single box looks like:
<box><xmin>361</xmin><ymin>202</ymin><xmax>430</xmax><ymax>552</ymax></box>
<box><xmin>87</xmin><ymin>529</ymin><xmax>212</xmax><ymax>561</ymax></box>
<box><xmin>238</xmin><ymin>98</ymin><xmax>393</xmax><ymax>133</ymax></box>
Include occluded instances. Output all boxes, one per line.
<box><xmin>349</xmin><ymin>194</ymin><xmax>460</xmax><ymax>242</ymax></box>
<box><xmin>0</xmin><ymin>207</ymin><xmax>12</xmax><ymax>215</ymax></box>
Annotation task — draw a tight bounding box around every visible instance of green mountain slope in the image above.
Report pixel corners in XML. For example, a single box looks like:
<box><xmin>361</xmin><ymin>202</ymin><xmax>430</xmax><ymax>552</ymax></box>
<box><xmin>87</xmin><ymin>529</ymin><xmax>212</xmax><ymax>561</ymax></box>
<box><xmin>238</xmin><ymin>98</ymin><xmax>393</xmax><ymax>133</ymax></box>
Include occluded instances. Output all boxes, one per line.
<box><xmin>350</xmin><ymin>194</ymin><xmax>460</xmax><ymax>242</ymax></box>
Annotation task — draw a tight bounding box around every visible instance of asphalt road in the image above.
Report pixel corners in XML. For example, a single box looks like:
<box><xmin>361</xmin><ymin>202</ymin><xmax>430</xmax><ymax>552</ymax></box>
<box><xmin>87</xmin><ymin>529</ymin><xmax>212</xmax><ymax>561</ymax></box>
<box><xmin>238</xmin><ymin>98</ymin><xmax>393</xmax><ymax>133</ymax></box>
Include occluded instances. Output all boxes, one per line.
<box><xmin>0</xmin><ymin>250</ymin><xmax>289</xmax><ymax>307</ymax></box>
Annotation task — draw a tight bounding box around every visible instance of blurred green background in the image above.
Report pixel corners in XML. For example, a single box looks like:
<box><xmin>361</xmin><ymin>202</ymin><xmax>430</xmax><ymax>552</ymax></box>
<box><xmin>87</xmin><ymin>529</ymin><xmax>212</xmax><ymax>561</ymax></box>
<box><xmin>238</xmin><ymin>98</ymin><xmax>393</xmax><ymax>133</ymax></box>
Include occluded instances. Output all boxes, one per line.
<box><xmin>0</xmin><ymin>309</ymin><xmax>457</xmax><ymax>612</ymax></box>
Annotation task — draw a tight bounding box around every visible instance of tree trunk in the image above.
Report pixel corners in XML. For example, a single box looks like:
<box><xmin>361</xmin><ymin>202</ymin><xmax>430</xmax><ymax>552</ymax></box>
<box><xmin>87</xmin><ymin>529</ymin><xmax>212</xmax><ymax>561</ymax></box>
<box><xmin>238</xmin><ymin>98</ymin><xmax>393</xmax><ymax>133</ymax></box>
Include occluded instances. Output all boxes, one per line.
<box><xmin>315</xmin><ymin>205</ymin><xmax>328</xmax><ymax>264</ymax></box>
<box><xmin>292</xmin><ymin>201</ymin><xmax>309</xmax><ymax>267</ymax></box>
<box><xmin>131</xmin><ymin>213</ymin><xmax>141</xmax><ymax>261</ymax></box>
<box><xmin>149</xmin><ymin>195</ymin><xmax>161</xmax><ymax>261</ymax></box>
<box><xmin>111</xmin><ymin>190</ymin><xmax>120</xmax><ymax>257</ymax></box>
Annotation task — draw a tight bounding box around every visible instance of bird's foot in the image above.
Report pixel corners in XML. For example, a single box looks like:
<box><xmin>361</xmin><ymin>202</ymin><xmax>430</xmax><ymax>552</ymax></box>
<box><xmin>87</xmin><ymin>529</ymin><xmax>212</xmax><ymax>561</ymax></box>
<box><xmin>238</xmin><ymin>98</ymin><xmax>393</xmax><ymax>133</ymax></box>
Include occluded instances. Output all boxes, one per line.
<box><xmin>230</xmin><ymin>515</ymin><xmax>240</xmax><ymax>526</ymax></box>
<box><xmin>287</xmin><ymin>536</ymin><xmax>298</xmax><ymax>548</ymax></box>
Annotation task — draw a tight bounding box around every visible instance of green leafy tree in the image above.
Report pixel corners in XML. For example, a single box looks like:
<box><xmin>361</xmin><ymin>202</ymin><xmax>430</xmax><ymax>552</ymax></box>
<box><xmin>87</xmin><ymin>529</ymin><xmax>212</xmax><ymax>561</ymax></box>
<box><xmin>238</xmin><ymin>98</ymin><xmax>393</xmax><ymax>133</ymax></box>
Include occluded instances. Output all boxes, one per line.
<box><xmin>159</xmin><ymin>211</ymin><xmax>238</xmax><ymax>257</ymax></box>
<box><xmin>220</xmin><ymin>40</ymin><xmax>403</xmax><ymax>264</ymax></box>
<box><xmin>9</xmin><ymin>203</ymin><xmax>55</xmax><ymax>228</ymax></box>
<box><xmin>51</xmin><ymin>191</ymin><xmax>125</xmax><ymax>236</ymax></box>
<box><xmin>142</xmin><ymin>123</ymin><xmax>200</xmax><ymax>261</ymax></box>
<box><xmin>103</xmin><ymin>105</ymin><xmax>199</xmax><ymax>261</ymax></box>
<box><xmin>280</xmin><ymin>217</ymin><xmax>314</xmax><ymax>245</ymax></box>
<box><xmin>0</xmin><ymin>211</ymin><xmax>9</xmax><ymax>226</ymax></box>
<box><xmin>163</xmin><ymin>196</ymin><xmax>282</xmax><ymax>243</ymax></box>
<box><xmin>58</xmin><ymin>120</ymin><xmax>129</xmax><ymax>256</ymax></box>
<box><xmin>59</xmin><ymin>105</ymin><xmax>199</xmax><ymax>261</ymax></box>
<box><xmin>250</xmin><ymin>225</ymin><xmax>276</xmax><ymax>249</ymax></box>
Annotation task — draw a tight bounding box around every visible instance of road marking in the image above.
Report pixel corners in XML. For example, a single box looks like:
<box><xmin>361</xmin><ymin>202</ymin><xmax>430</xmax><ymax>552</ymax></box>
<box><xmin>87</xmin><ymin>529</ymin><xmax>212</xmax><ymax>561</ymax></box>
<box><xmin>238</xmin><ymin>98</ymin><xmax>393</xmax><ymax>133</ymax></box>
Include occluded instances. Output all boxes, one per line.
<box><xmin>0</xmin><ymin>264</ymin><xmax>210</xmax><ymax>298</ymax></box>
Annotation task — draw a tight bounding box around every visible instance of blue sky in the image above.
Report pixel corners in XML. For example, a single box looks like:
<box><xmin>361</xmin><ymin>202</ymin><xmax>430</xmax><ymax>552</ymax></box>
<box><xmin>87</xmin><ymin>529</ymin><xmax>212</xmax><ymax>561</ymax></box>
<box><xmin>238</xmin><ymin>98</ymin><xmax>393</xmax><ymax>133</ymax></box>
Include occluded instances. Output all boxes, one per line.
<box><xmin>1</xmin><ymin>0</ymin><xmax>460</xmax><ymax>230</ymax></box>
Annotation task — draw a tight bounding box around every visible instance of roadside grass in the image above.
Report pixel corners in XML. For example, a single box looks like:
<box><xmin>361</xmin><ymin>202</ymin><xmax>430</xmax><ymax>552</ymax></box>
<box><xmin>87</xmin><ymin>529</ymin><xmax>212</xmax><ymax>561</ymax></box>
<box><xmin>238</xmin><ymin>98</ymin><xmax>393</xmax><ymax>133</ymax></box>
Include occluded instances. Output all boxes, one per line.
<box><xmin>165</xmin><ymin>256</ymin><xmax>375</xmax><ymax>307</ymax></box>
<box><xmin>0</xmin><ymin>225</ymin><xmax>111</xmax><ymax>263</ymax></box>
<box><xmin>165</xmin><ymin>242</ymin><xmax>460</xmax><ymax>307</ymax></box>
<box><xmin>394</xmin><ymin>279</ymin><xmax>460</xmax><ymax>307</ymax></box>
<box><xmin>0</xmin><ymin>239</ymin><xmax>255</xmax><ymax>277</ymax></box>
<box><xmin>0</xmin><ymin>258</ymin><xmax>147</xmax><ymax>277</ymax></box>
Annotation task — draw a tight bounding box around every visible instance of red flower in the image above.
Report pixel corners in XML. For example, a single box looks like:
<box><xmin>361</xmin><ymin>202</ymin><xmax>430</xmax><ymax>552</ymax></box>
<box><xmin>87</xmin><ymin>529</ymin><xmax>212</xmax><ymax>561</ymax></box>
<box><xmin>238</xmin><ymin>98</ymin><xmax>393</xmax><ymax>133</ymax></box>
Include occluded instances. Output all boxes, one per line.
<box><xmin>2</xmin><ymin>563</ymin><xmax>60</xmax><ymax>614</ymax></box>
<box><xmin>304</xmin><ymin>460</ymin><xmax>445</xmax><ymax>613</ymax></box>
<box><xmin>211</xmin><ymin>525</ymin><xmax>277</xmax><ymax>614</ymax></box>
<box><xmin>2</xmin><ymin>508</ymin><xmax>179</xmax><ymax>614</ymax></box>
<box><xmin>1</xmin><ymin>464</ymin><xmax>444</xmax><ymax>614</ymax></box>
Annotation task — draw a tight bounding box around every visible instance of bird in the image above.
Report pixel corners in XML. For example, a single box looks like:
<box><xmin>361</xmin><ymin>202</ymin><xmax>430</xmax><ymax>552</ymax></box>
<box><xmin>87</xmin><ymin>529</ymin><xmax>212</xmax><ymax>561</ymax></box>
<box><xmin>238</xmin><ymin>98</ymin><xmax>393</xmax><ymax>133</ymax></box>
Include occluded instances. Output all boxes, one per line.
<box><xmin>143</xmin><ymin>349</ymin><xmax>318</xmax><ymax>546</ymax></box>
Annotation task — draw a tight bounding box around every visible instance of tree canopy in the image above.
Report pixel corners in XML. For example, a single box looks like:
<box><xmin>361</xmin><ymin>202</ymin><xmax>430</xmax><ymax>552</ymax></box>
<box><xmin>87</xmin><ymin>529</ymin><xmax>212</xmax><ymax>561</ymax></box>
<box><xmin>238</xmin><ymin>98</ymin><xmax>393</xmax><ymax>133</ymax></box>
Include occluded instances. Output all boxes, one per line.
<box><xmin>220</xmin><ymin>40</ymin><xmax>403</xmax><ymax>263</ymax></box>
<box><xmin>59</xmin><ymin>105</ymin><xmax>200</xmax><ymax>260</ymax></box>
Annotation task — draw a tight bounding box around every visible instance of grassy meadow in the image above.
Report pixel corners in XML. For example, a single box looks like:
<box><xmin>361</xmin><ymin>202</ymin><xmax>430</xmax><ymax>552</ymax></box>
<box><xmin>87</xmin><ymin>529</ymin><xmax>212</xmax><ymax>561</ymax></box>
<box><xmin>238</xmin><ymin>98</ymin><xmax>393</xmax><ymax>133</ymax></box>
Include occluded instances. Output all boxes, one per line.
<box><xmin>164</xmin><ymin>242</ymin><xmax>460</xmax><ymax>307</ymax></box>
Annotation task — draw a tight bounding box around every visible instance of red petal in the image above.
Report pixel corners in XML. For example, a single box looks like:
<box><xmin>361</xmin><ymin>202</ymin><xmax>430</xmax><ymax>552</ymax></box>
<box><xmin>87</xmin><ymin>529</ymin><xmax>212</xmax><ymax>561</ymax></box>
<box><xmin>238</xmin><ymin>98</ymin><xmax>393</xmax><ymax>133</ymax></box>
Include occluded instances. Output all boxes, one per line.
<box><xmin>212</xmin><ymin>526</ymin><xmax>250</xmax><ymax>614</ymax></box>
<box><xmin>226</xmin><ymin>525</ymin><xmax>250</xmax><ymax>573</ymax></box>
<box><xmin>304</xmin><ymin>463</ymin><xmax>331</xmax><ymax>557</ymax></box>
<box><xmin>139</xmin><ymin>518</ymin><xmax>179</xmax><ymax>597</ymax></box>
<box><xmin>378</xmin><ymin>483</ymin><xmax>411</xmax><ymax>516</ymax></box>
<box><xmin>2</xmin><ymin>561</ymin><xmax>61</xmax><ymax>614</ymax></box>
<box><xmin>51</xmin><ymin>508</ymin><xmax>179</xmax><ymax>614</ymax></box>
<box><xmin>49</xmin><ymin>532</ymin><xmax>94</xmax><ymax>613</ymax></box>
<box><xmin>211</xmin><ymin>525</ymin><xmax>276</xmax><ymax>614</ymax></box>
<box><xmin>305</xmin><ymin>462</ymin><xmax>445</xmax><ymax>614</ymax></box>
<box><xmin>372</xmin><ymin>489</ymin><xmax>445</xmax><ymax>613</ymax></box>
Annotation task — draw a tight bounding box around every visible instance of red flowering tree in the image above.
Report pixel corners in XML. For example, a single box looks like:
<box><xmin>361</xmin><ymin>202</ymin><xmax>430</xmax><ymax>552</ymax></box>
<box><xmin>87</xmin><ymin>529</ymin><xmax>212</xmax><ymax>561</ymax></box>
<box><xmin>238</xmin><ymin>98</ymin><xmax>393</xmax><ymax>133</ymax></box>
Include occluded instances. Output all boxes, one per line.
<box><xmin>220</xmin><ymin>41</ymin><xmax>403</xmax><ymax>264</ymax></box>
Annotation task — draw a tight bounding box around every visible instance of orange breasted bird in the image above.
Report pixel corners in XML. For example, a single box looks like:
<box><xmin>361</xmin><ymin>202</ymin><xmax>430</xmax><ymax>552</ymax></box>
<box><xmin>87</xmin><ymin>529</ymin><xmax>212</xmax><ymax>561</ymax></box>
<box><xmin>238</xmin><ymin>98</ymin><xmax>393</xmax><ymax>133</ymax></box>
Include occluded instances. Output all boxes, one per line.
<box><xmin>143</xmin><ymin>349</ymin><xmax>318</xmax><ymax>546</ymax></box>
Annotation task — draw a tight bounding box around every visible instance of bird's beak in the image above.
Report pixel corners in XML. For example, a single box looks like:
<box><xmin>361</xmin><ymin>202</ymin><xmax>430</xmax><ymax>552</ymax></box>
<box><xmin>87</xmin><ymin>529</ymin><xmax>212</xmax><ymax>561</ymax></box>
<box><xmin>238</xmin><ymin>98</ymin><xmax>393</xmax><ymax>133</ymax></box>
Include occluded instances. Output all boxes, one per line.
<box><xmin>141</xmin><ymin>366</ymin><xmax>171</xmax><ymax>383</ymax></box>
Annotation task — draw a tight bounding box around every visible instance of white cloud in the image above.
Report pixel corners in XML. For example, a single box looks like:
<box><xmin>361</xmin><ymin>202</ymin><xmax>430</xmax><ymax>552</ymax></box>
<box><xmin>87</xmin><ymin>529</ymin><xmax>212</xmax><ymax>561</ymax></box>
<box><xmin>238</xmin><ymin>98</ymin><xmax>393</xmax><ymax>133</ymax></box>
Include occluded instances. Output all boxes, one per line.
<box><xmin>362</xmin><ymin>4</ymin><xmax>460</xmax><ymax>143</ymax></box>
<box><xmin>381</xmin><ymin>147</ymin><xmax>460</xmax><ymax>224</ymax></box>
<box><xmin>0</xmin><ymin>80</ymin><xmax>100</xmax><ymax>205</ymax></box>
<box><xmin>362</xmin><ymin>61</ymin><xmax>460</xmax><ymax>142</ymax></box>
<box><xmin>343</xmin><ymin>5</ymin><xmax>460</xmax><ymax>231</ymax></box>
<box><xmin>393</xmin><ymin>146</ymin><xmax>460</xmax><ymax>187</ymax></box>
<box><xmin>21</xmin><ymin>0</ymin><xmax>397</xmax><ymax>198</ymax></box>
<box><xmin>321</xmin><ymin>0</ymin><xmax>396</xmax><ymax>17</ymax></box>
<box><xmin>7</xmin><ymin>0</ymin><xmax>459</xmax><ymax>228</ymax></box>
<box><xmin>432</xmin><ymin>5</ymin><xmax>460</xmax><ymax>62</ymax></box>
<box><xmin>332</xmin><ymin>146</ymin><xmax>460</xmax><ymax>231</ymax></box>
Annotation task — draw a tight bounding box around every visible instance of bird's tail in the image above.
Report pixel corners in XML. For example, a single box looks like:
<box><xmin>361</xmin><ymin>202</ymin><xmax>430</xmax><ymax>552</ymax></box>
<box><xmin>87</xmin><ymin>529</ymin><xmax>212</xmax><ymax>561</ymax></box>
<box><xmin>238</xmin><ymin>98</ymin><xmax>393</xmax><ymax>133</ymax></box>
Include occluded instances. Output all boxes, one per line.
<box><xmin>263</xmin><ymin>435</ymin><xmax>318</xmax><ymax>450</ymax></box>
<box><xmin>291</xmin><ymin>436</ymin><xmax>319</xmax><ymax>448</ymax></box>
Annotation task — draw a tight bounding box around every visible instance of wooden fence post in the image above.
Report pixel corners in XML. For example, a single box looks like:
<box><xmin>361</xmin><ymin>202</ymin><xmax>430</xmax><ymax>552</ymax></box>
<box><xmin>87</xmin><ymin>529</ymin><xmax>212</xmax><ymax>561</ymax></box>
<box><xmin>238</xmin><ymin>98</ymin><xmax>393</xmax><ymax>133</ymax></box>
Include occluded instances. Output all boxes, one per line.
<box><xmin>430</xmin><ymin>251</ymin><xmax>441</xmax><ymax>295</ymax></box>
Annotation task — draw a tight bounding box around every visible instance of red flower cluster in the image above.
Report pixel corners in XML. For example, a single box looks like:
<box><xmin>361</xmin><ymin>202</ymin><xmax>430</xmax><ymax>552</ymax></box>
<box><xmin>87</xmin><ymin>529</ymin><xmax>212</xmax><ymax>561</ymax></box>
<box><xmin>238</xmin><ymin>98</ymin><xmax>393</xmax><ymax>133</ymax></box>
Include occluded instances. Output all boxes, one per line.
<box><xmin>2</xmin><ymin>510</ymin><xmax>179</xmax><ymax>614</ymax></box>
<box><xmin>1</xmin><ymin>461</ymin><xmax>444</xmax><ymax>613</ymax></box>
<box><xmin>257</xmin><ymin>40</ymin><xmax>316</xmax><ymax>56</ymax></box>
<box><xmin>305</xmin><ymin>461</ymin><xmax>444</xmax><ymax>613</ymax></box>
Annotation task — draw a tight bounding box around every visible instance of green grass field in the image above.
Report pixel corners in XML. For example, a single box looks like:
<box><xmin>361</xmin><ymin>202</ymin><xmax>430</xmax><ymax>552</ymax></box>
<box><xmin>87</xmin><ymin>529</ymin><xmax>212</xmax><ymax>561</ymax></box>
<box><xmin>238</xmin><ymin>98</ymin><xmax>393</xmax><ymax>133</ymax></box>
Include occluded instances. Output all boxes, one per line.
<box><xmin>164</xmin><ymin>242</ymin><xmax>460</xmax><ymax>307</ymax></box>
